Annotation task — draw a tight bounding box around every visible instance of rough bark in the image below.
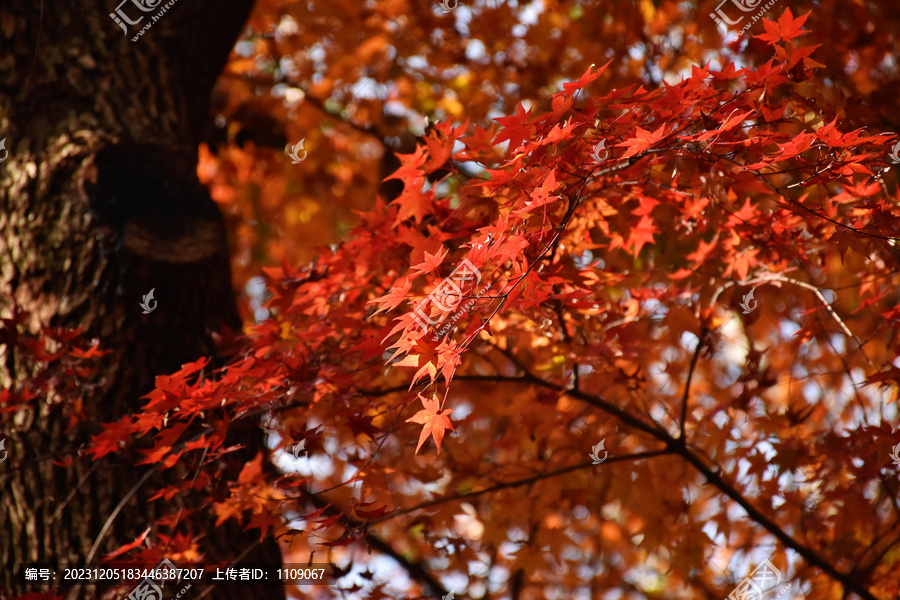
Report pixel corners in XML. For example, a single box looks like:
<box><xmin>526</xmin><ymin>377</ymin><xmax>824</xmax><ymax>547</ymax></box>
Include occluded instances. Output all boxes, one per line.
<box><xmin>0</xmin><ymin>2</ymin><xmax>284</xmax><ymax>598</ymax></box>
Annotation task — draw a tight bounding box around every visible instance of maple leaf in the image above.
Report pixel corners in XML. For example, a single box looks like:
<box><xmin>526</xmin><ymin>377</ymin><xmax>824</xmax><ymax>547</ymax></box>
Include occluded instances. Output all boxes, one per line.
<box><xmin>548</xmin><ymin>94</ymin><xmax>575</xmax><ymax>121</ymax></box>
<box><xmin>756</xmin><ymin>8</ymin><xmax>810</xmax><ymax>45</ymax></box>
<box><xmin>686</xmin><ymin>238</ymin><xmax>719</xmax><ymax>267</ymax></box>
<box><xmin>727</xmin><ymin>247</ymin><xmax>760</xmax><ymax>281</ymax></box>
<box><xmin>696</xmin><ymin>110</ymin><xmax>753</xmax><ymax>142</ymax></box>
<box><xmin>238</xmin><ymin>451</ymin><xmax>265</xmax><ymax>484</ymax></box>
<box><xmin>726</xmin><ymin>198</ymin><xmax>756</xmax><ymax>228</ymax></box>
<box><xmin>516</xmin><ymin>169</ymin><xmax>561</xmax><ymax>215</ymax></box>
<box><xmin>625</xmin><ymin>215</ymin><xmax>658</xmax><ymax>257</ymax></box>
<box><xmin>385</xmin><ymin>145</ymin><xmax>429</xmax><ymax>182</ymax></box>
<box><xmin>459</xmin><ymin>123</ymin><xmax>500</xmax><ymax>160</ymax></box>
<box><xmin>370</xmin><ymin>278</ymin><xmax>412</xmax><ymax>315</ymax></box>
<box><xmin>394</xmin><ymin>345</ymin><xmax>439</xmax><ymax>387</ymax></box>
<box><xmin>620</xmin><ymin>124</ymin><xmax>668</xmax><ymax>158</ymax></box>
<box><xmin>493</xmin><ymin>102</ymin><xmax>533</xmax><ymax>152</ymax></box>
<box><xmin>244</xmin><ymin>509</ymin><xmax>278</xmax><ymax>541</ymax></box>
<box><xmin>410</xmin><ymin>247</ymin><xmax>449</xmax><ymax>277</ymax></box>
<box><xmin>85</xmin><ymin>416</ymin><xmax>135</xmax><ymax>460</ymax></box>
<box><xmin>539</xmin><ymin>119</ymin><xmax>581</xmax><ymax>147</ymax></box>
<box><xmin>51</xmin><ymin>455</ymin><xmax>75</xmax><ymax>468</ymax></box>
<box><xmin>394</xmin><ymin>176</ymin><xmax>434</xmax><ymax>225</ymax></box>
<box><xmin>405</xmin><ymin>393</ymin><xmax>455</xmax><ymax>455</ymax></box>
<box><xmin>422</xmin><ymin>134</ymin><xmax>454</xmax><ymax>175</ymax></box>
<box><xmin>559</xmin><ymin>61</ymin><xmax>610</xmax><ymax>96</ymax></box>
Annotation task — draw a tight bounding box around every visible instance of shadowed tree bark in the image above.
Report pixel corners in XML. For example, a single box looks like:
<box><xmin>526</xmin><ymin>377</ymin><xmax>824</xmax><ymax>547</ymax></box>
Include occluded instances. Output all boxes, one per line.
<box><xmin>0</xmin><ymin>2</ymin><xmax>284</xmax><ymax>598</ymax></box>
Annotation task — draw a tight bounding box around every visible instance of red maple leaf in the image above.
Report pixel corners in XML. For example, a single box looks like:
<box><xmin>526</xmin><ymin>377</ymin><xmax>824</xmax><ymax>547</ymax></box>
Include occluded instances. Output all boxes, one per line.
<box><xmin>85</xmin><ymin>416</ymin><xmax>135</xmax><ymax>459</ymax></box>
<box><xmin>494</xmin><ymin>102</ymin><xmax>534</xmax><ymax>152</ymax></box>
<box><xmin>756</xmin><ymin>8</ymin><xmax>810</xmax><ymax>44</ymax></box>
<box><xmin>696</xmin><ymin>110</ymin><xmax>753</xmax><ymax>142</ymax></box>
<box><xmin>244</xmin><ymin>509</ymin><xmax>278</xmax><ymax>541</ymax></box>
<box><xmin>726</xmin><ymin>198</ymin><xmax>756</xmax><ymax>227</ymax></box>
<box><xmin>560</xmin><ymin>61</ymin><xmax>610</xmax><ymax>96</ymax></box>
<box><xmin>516</xmin><ymin>169</ymin><xmax>561</xmax><ymax>215</ymax></box>
<box><xmin>620</xmin><ymin>124</ymin><xmax>668</xmax><ymax>158</ymax></box>
<box><xmin>422</xmin><ymin>134</ymin><xmax>454</xmax><ymax>175</ymax></box>
<box><xmin>405</xmin><ymin>393</ymin><xmax>455</xmax><ymax>455</ymax></box>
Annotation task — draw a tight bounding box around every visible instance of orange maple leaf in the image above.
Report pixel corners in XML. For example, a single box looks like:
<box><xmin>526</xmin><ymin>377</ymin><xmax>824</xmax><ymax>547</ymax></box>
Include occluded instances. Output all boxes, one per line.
<box><xmin>385</xmin><ymin>145</ymin><xmax>428</xmax><ymax>182</ymax></box>
<box><xmin>371</xmin><ymin>278</ymin><xmax>412</xmax><ymax>314</ymax></box>
<box><xmin>394</xmin><ymin>177</ymin><xmax>434</xmax><ymax>225</ymax></box>
<box><xmin>625</xmin><ymin>215</ymin><xmax>658</xmax><ymax>257</ymax></box>
<box><xmin>406</xmin><ymin>393</ymin><xmax>455</xmax><ymax>455</ymax></box>
<box><xmin>411</xmin><ymin>247</ymin><xmax>449</xmax><ymax>277</ymax></box>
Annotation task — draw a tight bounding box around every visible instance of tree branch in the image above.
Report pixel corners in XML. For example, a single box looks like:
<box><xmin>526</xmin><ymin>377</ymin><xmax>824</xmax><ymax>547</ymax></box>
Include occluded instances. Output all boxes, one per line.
<box><xmin>679</xmin><ymin>327</ymin><xmax>707</xmax><ymax>440</ymax></box>
<box><xmin>364</xmin><ymin>450</ymin><xmax>670</xmax><ymax>526</ymax></box>
<box><xmin>354</xmin><ymin>361</ymin><xmax>881</xmax><ymax>600</ymax></box>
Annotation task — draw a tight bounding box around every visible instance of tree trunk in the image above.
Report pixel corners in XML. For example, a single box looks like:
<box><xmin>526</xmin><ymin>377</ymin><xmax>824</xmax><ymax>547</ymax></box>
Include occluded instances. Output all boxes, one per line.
<box><xmin>0</xmin><ymin>2</ymin><xmax>284</xmax><ymax>598</ymax></box>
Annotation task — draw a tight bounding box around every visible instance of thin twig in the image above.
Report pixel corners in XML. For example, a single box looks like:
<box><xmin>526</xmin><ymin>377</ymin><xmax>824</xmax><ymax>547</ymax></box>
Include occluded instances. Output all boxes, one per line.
<box><xmin>85</xmin><ymin>465</ymin><xmax>160</xmax><ymax>563</ymax></box>
<box><xmin>768</xmin><ymin>274</ymin><xmax>874</xmax><ymax>367</ymax></box>
<box><xmin>679</xmin><ymin>327</ymin><xmax>707</xmax><ymax>440</ymax></box>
